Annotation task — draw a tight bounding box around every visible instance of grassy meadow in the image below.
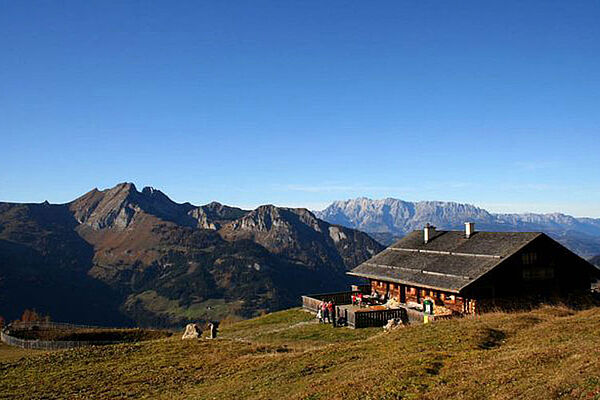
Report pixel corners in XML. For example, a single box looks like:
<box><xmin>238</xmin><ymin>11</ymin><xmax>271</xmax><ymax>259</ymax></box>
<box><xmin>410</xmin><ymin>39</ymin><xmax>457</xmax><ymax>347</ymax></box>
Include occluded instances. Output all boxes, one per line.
<box><xmin>1</xmin><ymin>307</ymin><xmax>600</xmax><ymax>399</ymax></box>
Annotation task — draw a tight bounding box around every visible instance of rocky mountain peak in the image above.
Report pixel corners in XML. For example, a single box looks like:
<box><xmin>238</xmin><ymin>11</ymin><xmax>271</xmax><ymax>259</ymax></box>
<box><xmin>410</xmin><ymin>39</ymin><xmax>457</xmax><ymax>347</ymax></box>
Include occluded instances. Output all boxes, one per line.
<box><xmin>187</xmin><ymin>202</ymin><xmax>248</xmax><ymax>230</ymax></box>
<box><xmin>0</xmin><ymin>184</ymin><xmax>387</xmax><ymax>327</ymax></box>
<box><xmin>230</xmin><ymin>205</ymin><xmax>281</xmax><ymax>232</ymax></box>
<box><xmin>69</xmin><ymin>183</ymin><xmax>198</xmax><ymax>230</ymax></box>
<box><xmin>69</xmin><ymin>183</ymin><xmax>141</xmax><ymax>229</ymax></box>
<box><xmin>221</xmin><ymin>204</ymin><xmax>383</xmax><ymax>270</ymax></box>
<box><xmin>141</xmin><ymin>186</ymin><xmax>159</xmax><ymax>195</ymax></box>
<box><xmin>226</xmin><ymin>205</ymin><xmax>321</xmax><ymax>234</ymax></box>
<box><xmin>315</xmin><ymin>197</ymin><xmax>600</xmax><ymax>257</ymax></box>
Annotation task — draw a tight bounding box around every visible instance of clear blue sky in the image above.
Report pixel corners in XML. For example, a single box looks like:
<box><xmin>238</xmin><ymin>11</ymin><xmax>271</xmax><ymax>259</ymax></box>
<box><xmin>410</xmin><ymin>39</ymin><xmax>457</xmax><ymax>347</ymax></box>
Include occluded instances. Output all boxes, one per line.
<box><xmin>1</xmin><ymin>1</ymin><xmax>599</xmax><ymax>216</ymax></box>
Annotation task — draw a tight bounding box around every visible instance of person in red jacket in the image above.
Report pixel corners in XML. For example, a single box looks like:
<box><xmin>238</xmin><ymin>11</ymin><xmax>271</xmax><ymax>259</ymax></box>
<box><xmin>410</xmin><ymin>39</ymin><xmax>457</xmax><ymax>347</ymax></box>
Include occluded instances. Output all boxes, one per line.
<box><xmin>322</xmin><ymin>300</ymin><xmax>329</xmax><ymax>323</ymax></box>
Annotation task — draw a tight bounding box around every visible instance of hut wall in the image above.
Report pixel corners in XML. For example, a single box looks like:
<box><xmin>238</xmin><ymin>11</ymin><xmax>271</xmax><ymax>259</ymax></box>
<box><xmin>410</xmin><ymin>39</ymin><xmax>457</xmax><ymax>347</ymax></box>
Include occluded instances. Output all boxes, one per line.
<box><xmin>369</xmin><ymin>279</ymin><xmax>474</xmax><ymax>314</ymax></box>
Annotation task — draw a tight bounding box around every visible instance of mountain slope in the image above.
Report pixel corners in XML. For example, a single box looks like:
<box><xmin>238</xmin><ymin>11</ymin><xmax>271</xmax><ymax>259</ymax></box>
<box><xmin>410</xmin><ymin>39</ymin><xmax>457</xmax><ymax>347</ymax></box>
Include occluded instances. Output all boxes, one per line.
<box><xmin>0</xmin><ymin>202</ymin><xmax>128</xmax><ymax>326</ymax></box>
<box><xmin>0</xmin><ymin>184</ymin><xmax>381</xmax><ymax>327</ymax></box>
<box><xmin>316</xmin><ymin>197</ymin><xmax>600</xmax><ymax>258</ymax></box>
<box><xmin>3</xmin><ymin>306</ymin><xmax>600</xmax><ymax>399</ymax></box>
<box><xmin>220</xmin><ymin>205</ymin><xmax>382</xmax><ymax>272</ymax></box>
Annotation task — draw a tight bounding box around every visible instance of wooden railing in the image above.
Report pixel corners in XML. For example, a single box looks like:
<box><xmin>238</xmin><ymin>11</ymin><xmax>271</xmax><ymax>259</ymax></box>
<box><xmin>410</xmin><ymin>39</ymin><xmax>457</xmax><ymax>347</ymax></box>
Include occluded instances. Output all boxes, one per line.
<box><xmin>9</xmin><ymin>321</ymin><xmax>106</xmax><ymax>330</ymax></box>
<box><xmin>302</xmin><ymin>290</ymin><xmax>455</xmax><ymax>328</ymax></box>
<box><xmin>2</xmin><ymin>321</ymin><xmax>132</xmax><ymax>350</ymax></box>
<box><xmin>301</xmin><ymin>291</ymin><xmax>362</xmax><ymax>312</ymax></box>
<box><xmin>1</xmin><ymin>330</ymin><xmax>122</xmax><ymax>350</ymax></box>
<box><xmin>347</xmin><ymin>308</ymin><xmax>408</xmax><ymax>328</ymax></box>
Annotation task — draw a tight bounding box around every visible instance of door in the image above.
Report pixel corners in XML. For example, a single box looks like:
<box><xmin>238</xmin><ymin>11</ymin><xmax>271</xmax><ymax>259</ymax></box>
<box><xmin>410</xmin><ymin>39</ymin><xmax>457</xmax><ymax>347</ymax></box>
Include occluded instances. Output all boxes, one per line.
<box><xmin>400</xmin><ymin>284</ymin><xmax>406</xmax><ymax>303</ymax></box>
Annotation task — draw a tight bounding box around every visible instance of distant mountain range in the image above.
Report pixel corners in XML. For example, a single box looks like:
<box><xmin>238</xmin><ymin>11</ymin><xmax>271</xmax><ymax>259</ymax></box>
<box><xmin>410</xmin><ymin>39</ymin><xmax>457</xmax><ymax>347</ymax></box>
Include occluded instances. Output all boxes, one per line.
<box><xmin>0</xmin><ymin>184</ymin><xmax>382</xmax><ymax>327</ymax></box>
<box><xmin>315</xmin><ymin>197</ymin><xmax>600</xmax><ymax>259</ymax></box>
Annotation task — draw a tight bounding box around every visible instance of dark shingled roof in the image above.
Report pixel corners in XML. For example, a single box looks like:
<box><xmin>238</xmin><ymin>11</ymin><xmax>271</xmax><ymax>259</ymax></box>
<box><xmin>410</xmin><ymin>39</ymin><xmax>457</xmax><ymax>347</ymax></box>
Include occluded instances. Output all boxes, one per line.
<box><xmin>348</xmin><ymin>230</ymin><xmax>543</xmax><ymax>293</ymax></box>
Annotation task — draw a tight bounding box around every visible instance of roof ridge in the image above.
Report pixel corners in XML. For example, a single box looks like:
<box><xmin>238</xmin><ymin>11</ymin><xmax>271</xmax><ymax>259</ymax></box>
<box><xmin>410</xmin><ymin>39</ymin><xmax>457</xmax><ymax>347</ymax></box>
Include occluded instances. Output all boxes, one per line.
<box><xmin>388</xmin><ymin>247</ymin><xmax>502</xmax><ymax>259</ymax></box>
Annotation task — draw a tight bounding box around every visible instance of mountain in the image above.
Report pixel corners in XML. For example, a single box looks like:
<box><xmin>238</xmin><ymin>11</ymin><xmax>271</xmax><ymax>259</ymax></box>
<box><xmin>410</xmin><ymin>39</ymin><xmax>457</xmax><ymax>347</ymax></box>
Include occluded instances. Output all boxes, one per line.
<box><xmin>315</xmin><ymin>197</ymin><xmax>600</xmax><ymax>258</ymax></box>
<box><xmin>0</xmin><ymin>184</ymin><xmax>383</xmax><ymax>327</ymax></box>
<box><xmin>220</xmin><ymin>205</ymin><xmax>380</xmax><ymax>271</ymax></box>
<box><xmin>591</xmin><ymin>255</ymin><xmax>600</xmax><ymax>268</ymax></box>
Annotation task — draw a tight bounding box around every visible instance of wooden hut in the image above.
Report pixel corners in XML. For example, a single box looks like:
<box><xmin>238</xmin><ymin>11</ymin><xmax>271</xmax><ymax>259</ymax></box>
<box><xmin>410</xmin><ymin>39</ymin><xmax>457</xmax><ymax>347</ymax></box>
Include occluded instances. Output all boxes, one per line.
<box><xmin>348</xmin><ymin>223</ymin><xmax>599</xmax><ymax>314</ymax></box>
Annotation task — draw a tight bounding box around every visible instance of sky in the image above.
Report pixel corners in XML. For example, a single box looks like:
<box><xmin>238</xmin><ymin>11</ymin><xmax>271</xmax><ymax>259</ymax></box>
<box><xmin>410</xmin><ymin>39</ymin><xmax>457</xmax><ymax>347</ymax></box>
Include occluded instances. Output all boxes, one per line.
<box><xmin>1</xmin><ymin>1</ymin><xmax>599</xmax><ymax>216</ymax></box>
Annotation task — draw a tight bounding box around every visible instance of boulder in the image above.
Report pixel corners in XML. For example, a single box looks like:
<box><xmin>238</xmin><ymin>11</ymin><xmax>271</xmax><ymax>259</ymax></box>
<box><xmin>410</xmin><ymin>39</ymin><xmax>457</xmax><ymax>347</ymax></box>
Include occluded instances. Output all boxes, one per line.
<box><xmin>181</xmin><ymin>323</ymin><xmax>202</xmax><ymax>340</ymax></box>
<box><xmin>383</xmin><ymin>318</ymin><xmax>404</xmax><ymax>332</ymax></box>
<box><xmin>208</xmin><ymin>322</ymin><xmax>218</xmax><ymax>339</ymax></box>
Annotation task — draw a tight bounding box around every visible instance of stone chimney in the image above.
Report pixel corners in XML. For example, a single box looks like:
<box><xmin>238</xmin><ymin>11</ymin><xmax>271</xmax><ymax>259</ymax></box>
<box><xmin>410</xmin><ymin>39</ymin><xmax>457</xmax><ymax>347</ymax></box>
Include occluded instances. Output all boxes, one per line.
<box><xmin>465</xmin><ymin>222</ymin><xmax>475</xmax><ymax>239</ymax></box>
<box><xmin>424</xmin><ymin>223</ymin><xmax>436</xmax><ymax>244</ymax></box>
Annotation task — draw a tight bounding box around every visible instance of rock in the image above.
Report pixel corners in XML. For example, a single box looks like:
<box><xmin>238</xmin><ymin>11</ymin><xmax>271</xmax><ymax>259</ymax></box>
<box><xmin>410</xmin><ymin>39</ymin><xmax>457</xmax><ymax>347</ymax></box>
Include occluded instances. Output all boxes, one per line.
<box><xmin>383</xmin><ymin>318</ymin><xmax>404</xmax><ymax>331</ymax></box>
<box><xmin>208</xmin><ymin>322</ymin><xmax>218</xmax><ymax>339</ymax></box>
<box><xmin>181</xmin><ymin>323</ymin><xmax>202</xmax><ymax>340</ymax></box>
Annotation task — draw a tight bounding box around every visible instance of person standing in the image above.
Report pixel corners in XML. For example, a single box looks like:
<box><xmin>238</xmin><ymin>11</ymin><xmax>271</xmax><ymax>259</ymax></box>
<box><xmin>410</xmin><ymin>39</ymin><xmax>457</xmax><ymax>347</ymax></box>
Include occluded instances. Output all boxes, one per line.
<box><xmin>327</xmin><ymin>301</ymin><xmax>334</xmax><ymax>324</ymax></box>
<box><xmin>316</xmin><ymin>301</ymin><xmax>323</xmax><ymax>323</ymax></box>
<box><xmin>322</xmin><ymin>300</ymin><xmax>329</xmax><ymax>323</ymax></box>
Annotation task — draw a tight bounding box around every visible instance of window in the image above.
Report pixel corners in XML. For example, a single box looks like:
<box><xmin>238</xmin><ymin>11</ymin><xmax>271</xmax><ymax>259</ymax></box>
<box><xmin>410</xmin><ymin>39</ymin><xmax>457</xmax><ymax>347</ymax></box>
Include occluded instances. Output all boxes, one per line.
<box><xmin>523</xmin><ymin>267</ymin><xmax>554</xmax><ymax>281</ymax></box>
<box><xmin>522</xmin><ymin>252</ymin><xmax>538</xmax><ymax>265</ymax></box>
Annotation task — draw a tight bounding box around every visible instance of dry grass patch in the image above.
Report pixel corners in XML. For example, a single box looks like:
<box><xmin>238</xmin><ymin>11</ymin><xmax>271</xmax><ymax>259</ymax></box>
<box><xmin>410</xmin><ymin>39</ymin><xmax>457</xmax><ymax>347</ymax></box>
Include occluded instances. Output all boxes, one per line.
<box><xmin>1</xmin><ymin>306</ymin><xmax>600</xmax><ymax>399</ymax></box>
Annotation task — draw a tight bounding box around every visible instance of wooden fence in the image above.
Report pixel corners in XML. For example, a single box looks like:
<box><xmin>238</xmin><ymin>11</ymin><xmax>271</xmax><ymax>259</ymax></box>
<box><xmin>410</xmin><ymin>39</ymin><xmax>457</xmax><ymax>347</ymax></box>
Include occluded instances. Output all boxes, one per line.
<box><xmin>9</xmin><ymin>321</ymin><xmax>105</xmax><ymax>330</ymax></box>
<box><xmin>301</xmin><ymin>290</ymin><xmax>362</xmax><ymax>312</ymax></box>
<box><xmin>347</xmin><ymin>308</ymin><xmax>408</xmax><ymax>329</ymax></box>
<box><xmin>302</xmin><ymin>290</ymin><xmax>412</xmax><ymax>329</ymax></box>
<box><xmin>1</xmin><ymin>321</ymin><xmax>124</xmax><ymax>350</ymax></box>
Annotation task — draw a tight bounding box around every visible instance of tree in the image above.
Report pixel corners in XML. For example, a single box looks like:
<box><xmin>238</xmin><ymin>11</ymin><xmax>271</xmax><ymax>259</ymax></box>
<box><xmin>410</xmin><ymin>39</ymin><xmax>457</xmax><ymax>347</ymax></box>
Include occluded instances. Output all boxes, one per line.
<box><xmin>21</xmin><ymin>309</ymin><xmax>32</xmax><ymax>322</ymax></box>
<box><xmin>21</xmin><ymin>309</ymin><xmax>41</xmax><ymax>322</ymax></box>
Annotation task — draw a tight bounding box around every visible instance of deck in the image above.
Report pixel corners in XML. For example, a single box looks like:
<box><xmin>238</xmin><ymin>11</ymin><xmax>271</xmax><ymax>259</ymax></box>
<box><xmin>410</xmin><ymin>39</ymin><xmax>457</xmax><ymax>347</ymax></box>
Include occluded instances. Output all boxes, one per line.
<box><xmin>302</xmin><ymin>291</ymin><xmax>409</xmax><ymax>328</ymax></box>
<box><xmin>302</xmin><ymin>291</ymin><xmax>454</xmax><ymax>328</ymax></box>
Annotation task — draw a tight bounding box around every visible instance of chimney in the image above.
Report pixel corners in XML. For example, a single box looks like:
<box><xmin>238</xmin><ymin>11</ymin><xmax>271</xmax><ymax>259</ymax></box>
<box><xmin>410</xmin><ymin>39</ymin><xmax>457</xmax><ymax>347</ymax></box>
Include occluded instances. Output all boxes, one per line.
<box><xmin>465</xmin><ymin>222</ymin><xmax>475</xmax><ymax>239</ymax></box>
<box><xmin>423</xmin><ymin>223</ymin><xmax>436</xmax><ymax>244</ymax></box>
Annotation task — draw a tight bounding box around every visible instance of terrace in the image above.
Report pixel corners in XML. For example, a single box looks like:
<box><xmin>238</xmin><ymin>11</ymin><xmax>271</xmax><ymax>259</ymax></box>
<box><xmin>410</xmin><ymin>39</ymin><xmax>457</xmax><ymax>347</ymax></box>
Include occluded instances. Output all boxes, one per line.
<box><xmin>301</xmin><ymin>287</ymin><xmax>431</xmax><ymax>328</ymax></box>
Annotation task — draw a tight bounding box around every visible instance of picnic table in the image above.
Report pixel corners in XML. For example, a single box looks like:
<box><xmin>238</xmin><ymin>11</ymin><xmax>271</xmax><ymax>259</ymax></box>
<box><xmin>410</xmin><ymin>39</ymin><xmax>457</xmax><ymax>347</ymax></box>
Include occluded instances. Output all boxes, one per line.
<box><xmin>353</xmin><ymin>295</ymin><xmax>384</xmax><ymax>308</ymax></box>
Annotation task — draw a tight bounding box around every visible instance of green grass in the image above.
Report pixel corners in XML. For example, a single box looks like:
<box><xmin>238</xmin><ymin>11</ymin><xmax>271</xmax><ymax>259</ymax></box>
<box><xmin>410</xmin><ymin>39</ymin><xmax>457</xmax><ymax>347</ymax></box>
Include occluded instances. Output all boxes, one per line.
<box><xmin>1</xmin><ymin>306</ymin><xmax>600</xmax><ymax>399</ymax></box>
<box><xmin>9</xmin><ymin>327</ymin><xmax>171</xmax><ymax>342</ymax></box>
<box><xmin>0</xmin><ymin>342</ymin><xmax>49</xmax><ymax>363</ymax></box>
<box><xmin>124</xmin><ymin>290</ymin><xmax>244</xmax><ymax>324</ymax></box>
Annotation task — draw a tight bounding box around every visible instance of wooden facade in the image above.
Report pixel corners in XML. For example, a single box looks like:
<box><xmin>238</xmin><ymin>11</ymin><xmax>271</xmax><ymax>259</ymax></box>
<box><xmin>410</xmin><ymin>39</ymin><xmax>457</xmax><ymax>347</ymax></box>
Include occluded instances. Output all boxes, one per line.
<box><xmin>369</xmin><ymin>280</ymin><xmax>475</xmax><ymax>314</ymax></box>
